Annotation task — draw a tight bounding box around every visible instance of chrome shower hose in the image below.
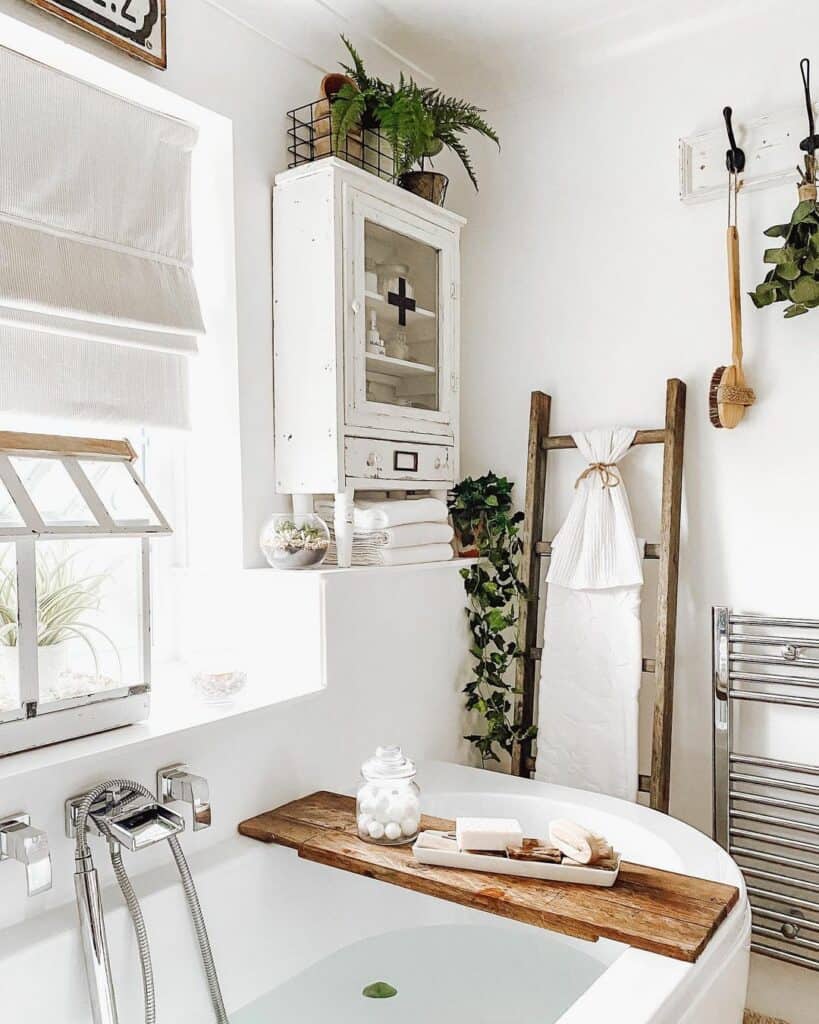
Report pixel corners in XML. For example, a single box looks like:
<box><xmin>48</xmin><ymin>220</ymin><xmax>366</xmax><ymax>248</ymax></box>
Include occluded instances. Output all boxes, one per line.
<box><xmin>74</xmin><ymin>777</ymin><xmax>228</xmax><ymax>1024</ymax></box>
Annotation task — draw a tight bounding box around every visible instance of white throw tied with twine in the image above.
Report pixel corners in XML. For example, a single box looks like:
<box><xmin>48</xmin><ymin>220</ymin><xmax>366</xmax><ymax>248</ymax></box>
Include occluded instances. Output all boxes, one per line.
<box><xmin>536</xmin><ymin>427</ymin><xmax>645</xmax><ymax>802</ymax></box>
<box><xmin>547</xmin><ymin>427</ymin><xmax>643</xmax><ymax>590</ymax></box>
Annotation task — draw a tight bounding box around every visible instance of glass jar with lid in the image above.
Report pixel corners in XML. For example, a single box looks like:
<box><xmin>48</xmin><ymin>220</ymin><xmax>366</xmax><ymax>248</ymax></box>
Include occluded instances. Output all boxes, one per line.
<box><xmin>356</xmin><ymin>745</ymin><xmax>421</xmax><ymax>845</ymax></box>
<box><xmin>377</xmin><ymin>262</ymin><xmax>414</xmax><ymax>302</ymax></box>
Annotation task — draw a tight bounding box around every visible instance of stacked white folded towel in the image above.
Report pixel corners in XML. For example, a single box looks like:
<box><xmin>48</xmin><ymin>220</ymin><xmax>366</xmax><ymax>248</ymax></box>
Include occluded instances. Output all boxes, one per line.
<box><xmin>317</xmin><ymin>497</ymin><xmax>454</xmax><ymax>566</ymax></box>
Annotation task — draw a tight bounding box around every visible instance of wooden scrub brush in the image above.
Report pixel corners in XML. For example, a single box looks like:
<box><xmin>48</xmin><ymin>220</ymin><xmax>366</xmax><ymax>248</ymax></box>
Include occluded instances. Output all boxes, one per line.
<box><xmin>710</xmin><ymin>107</ymin><xmax>756</xmax><ymax>429</ymax></box>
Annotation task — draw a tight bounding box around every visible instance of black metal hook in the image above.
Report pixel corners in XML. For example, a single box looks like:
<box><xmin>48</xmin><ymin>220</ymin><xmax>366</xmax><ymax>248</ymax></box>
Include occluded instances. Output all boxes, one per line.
<box><xmin>723</xmin><ymin>106</ymin><xmax>745</xmax><ymax>174</ymax></box>
<box><xmin>799</xmin><ymin>57</ymin><xmax>819</xmax><ymax>156</ymax></box>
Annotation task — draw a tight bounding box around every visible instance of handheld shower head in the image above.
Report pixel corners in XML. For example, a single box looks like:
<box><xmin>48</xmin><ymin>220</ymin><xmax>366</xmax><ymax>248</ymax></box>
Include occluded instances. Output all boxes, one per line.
<box><xmin>66</xmin><ymin>777</ymin><xmax>228</xmax><ymax>1024</ymax></box>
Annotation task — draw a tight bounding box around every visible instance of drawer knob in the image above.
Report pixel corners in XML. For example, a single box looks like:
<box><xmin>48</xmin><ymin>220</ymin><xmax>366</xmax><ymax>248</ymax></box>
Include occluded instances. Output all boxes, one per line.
<box><xmin>366</xmin><ymin>452</ymin><xmax>377</xmax><ymax>467</ymax></box>
<box><xmin>434</xmin><ymin>457</ymin><xmax>442</xmax><ymax>469</ymax></box>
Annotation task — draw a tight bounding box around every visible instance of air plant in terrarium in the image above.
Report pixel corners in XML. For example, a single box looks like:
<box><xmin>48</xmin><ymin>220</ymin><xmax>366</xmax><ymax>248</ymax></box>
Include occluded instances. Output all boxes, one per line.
<box><xmin>0</xmin><ymin>546</ymin><xmax>120</xmax><ymax>709</ymax></box>
<box><xmin>750</xmin><ymin>58</ymin><xmax>819</xmax><ymax>319</ymax></box>
<box><xmin>331</xmin><ymin>36</ymin><xmax>499</xmax><ymax>205</ymax></box>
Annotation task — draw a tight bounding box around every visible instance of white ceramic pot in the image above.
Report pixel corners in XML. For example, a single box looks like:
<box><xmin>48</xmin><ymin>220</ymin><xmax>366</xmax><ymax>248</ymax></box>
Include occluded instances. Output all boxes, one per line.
<box><xmin>0</xmin><ymin>643</ymin><xmax>68</xmax><ymax>704</ymax></box>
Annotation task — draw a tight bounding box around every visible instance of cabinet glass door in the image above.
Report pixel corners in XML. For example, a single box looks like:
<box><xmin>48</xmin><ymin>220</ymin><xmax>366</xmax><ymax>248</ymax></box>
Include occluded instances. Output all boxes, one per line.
<box><xmin>346</xmin><ymin>187</ymin><xmax>456</xmax><ymax>439</ymax></box>
<box><xmin>363</xmin><ymin>219</ymin><xmax>439</xmax><ymax>413</ymax></box>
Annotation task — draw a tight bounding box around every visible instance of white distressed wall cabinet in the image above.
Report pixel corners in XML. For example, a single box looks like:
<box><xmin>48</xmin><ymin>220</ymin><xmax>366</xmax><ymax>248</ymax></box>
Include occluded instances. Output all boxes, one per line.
<box><xmin>273</xmin><ymin>158</ymin><xmax>466</xmax><ymax>566</ymax></box>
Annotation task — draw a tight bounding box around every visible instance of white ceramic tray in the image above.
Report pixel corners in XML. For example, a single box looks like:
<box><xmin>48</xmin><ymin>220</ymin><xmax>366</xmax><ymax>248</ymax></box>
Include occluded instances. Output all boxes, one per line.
<box><xmin>412</xmin><ymin>832</ymin><xmax>621</xmax><ymax>887</ymax></box>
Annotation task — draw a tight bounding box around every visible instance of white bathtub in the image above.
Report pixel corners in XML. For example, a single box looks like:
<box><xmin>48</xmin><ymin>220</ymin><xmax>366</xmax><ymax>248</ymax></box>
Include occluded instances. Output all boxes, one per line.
<box><xmin>0</xmin><ymin>761</ymin><xmax>749</xmax><ymax>1023</ymax></box>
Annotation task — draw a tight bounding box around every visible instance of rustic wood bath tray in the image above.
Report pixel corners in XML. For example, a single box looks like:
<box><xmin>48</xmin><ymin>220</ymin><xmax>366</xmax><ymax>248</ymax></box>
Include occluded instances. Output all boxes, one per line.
<box><xmin>237</xmin><ymin>791</ymin><xmax>738</xmax><ymax>963</ymax></box>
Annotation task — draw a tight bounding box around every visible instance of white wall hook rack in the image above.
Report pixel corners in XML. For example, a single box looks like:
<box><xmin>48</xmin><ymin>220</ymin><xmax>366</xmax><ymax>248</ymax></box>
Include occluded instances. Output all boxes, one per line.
<box><xmin>680</xmin><ymin>103</ymin><xmax>819</xmax><ymax>203</ymax></box>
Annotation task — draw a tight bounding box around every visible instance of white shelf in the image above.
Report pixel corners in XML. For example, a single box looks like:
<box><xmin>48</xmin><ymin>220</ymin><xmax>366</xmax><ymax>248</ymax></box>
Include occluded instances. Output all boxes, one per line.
<box><xmin>365</xmin><ymin>290</ymin><xmax>436</xmax><ymax>319</ymax></box>
<box><xmin>366</xmin><ymin>352</ymin><xmax>436</xmax><ymax>378</ymax></box>
<box><xmin>313</xmin><ymin>557</ymin><xmax>477</xmax><ymax>577</ymax></box>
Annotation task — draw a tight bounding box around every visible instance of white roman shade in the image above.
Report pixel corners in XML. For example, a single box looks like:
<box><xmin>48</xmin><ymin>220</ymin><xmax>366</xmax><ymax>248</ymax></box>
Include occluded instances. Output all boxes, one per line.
<box><xmin>0</xmin><ymin>45</ymin><xmax>204</xmax><ymax>429</ymax></box>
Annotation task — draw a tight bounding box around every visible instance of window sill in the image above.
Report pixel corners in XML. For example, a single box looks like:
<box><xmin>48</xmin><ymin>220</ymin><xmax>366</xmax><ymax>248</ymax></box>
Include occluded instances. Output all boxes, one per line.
<box><xmin>0</xmin><ymin>558</ymin><xmax>475</xmax><ymax>784</ymax></box>
<box><xmin>0</xmin><ymin>661</ymin><xmax>323</xmax><ymax>785</ymax></box>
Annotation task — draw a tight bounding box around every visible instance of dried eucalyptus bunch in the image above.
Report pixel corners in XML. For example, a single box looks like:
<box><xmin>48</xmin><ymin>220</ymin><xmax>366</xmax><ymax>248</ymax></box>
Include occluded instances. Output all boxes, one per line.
<box><xmin>750</xmin><ymin>157</ymin><xmax>819</xmax><ymax>318</ymax></box>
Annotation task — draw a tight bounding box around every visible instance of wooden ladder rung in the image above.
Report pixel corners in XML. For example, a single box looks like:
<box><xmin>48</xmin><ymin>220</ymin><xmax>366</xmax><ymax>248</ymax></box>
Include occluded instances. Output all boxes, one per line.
<box><xmin>528</xmin><ymin>648</ymin><xmax>655</xmax><ymax>673</ymax></box>
<box><xmin>536</xmin><ymin>540</ymin><xmax>661</xmax><ymax>559</ymax></box>
<box><xmin>542</xmin><ymin>428</ymin><xmax>667</xmax><ymax>451</ymax></box>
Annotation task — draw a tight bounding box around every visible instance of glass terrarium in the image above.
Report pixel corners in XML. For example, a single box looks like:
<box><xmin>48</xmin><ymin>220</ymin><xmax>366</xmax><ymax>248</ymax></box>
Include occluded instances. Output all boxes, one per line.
<box><xmin>259</xmin><ymin>513</ymin><xmax>330</xmax><ymax>570</ymax></box>
<box><xmin>0</xmin><ymin>431</ymin><xmax>170</xmax><ymax>756</ymax></box>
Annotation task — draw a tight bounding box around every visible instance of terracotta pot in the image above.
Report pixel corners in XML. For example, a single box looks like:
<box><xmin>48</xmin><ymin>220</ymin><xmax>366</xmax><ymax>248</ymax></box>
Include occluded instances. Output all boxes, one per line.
<box><xmin>313</xmin><ymin>72</ymin><xmax>361</xmax><ymax>137</ymax></box>
<box><xmin>398</xmin><ymin>171</ymin><xmax>449</xmax><ymax>206</ymax></box>
<box><xmin>320</xmin><ymin>73</ymin><xmax>354</xmax><ymax>100</ymax></box>
<box><xmin>453</xmin><ymin>520</ymin><xmax>483</xmax><ymax>559</ymax></box>
<box><xmin>312</xmin><ymin>72</ymin><xmax>363</xmax><ymax>166</ymax></box>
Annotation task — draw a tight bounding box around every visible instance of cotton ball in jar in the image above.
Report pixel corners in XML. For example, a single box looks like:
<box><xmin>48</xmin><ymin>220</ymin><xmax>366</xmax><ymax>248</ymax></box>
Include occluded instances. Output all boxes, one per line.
<box><xmin>385</xmin><ymin>799</ymin><xmax>405</xmax><ymax>824</ymax></box>
<box><xmin>374</xmin><ymin>794</ymin><xmax>393</xmax><ymax>824</ymax></box>
<box><xmin>400</xmin><ymin>792</ymin><xmax>420</xmax><ymax>818</ymax></box>
<box><xmin>368</xmin><ymin>820</ymin><xmax>385</xmax><ymax>840</ymax></box>
<box><xmin>400</xmin><ymin>817</ymin><xmax>419</xmax><ymax>837</ymax></box>
<box><xmin>358</xmin><ymin>785</ymin><xmax>379</xmax><ymax>816</ymax></box>
<box><xmin>357</xmin><ymin>814</ymin><xmax>372</xmax><ymax>834</ymax></box>
<box><xmin>384</xmin><ymin>822</ymin><xmax>402</xmax><ymax>841</ymax></box>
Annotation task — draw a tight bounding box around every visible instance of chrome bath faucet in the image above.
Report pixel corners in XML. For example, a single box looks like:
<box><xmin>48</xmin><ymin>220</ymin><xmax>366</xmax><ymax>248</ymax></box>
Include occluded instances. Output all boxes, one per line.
<box><xmin>157</xmin><ymin>763</ymin><xmax>212</xmax><ymax>830</ymax></box>
<box><xmin>0</xmin><ymin>813</ymin><xmax>52</xmax><ymax>896</ymax></box>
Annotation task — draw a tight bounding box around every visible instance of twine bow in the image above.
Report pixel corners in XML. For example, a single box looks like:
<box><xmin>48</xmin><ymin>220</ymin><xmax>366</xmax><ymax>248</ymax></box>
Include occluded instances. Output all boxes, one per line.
<box><xmin>574</xmin><ymin>462</ymin><xmax>621</xmax><ymax>490</ymax></box>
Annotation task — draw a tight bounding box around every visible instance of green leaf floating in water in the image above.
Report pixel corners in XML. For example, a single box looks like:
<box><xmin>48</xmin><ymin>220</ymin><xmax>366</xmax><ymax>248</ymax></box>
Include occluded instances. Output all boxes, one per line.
<box><xmin>362</xmin><ymin>982</ymin><xmax>398</xmax><ymax>999</ymax></box>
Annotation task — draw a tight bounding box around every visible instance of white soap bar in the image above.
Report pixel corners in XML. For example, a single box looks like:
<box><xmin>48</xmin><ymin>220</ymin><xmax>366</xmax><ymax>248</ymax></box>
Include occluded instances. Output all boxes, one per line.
<box><xmin>455</xmin><ymin>817</ymin><xmax>523</xmax><ymax>852</ymax></box>
<box><xmin>415</xmin><ymin>830</ymin><xmax>457</xmax><ymax>851</ymax></box>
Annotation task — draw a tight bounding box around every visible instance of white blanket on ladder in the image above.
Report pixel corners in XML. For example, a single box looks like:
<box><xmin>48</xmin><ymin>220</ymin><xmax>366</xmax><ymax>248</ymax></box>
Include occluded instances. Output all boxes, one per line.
<box><xmin>535</xmin><ymin>427</ymin><xmax>644</xmax><ymax>802</ymax></box>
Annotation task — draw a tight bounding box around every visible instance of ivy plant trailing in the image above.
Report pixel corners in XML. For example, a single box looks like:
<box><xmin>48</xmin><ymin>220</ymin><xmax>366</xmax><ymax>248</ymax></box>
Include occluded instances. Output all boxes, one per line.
<box><xmin>448</xmin><ymin>473</ymin><xmax>536</xmax><ymax>766</ymax></box>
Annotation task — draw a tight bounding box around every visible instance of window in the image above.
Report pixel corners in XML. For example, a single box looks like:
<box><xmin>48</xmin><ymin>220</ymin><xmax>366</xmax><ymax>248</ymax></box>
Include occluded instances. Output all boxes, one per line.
<box><xmin>0</xmin><ymin>14</ymin><xmax>244</xmax><ymax>754</ymax></box>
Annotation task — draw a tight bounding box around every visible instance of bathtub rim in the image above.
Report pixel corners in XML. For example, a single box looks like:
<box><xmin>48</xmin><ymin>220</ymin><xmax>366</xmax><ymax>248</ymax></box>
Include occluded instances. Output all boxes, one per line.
<box><xmin>415</xmin><ymin>760</ymin><xmax>750</xmax><ymax>1024</ymax></box>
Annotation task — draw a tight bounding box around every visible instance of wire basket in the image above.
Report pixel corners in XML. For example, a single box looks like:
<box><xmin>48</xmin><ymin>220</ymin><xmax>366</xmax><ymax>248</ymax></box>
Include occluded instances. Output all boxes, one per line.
<box><xmin>286</xmin><ymin>98</ymin><xmax>395</xmax><ymax>180</ymax></box>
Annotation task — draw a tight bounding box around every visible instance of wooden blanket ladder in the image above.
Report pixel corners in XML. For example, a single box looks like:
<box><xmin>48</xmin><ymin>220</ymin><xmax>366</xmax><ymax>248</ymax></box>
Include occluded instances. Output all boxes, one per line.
<box><xmin>511</xmin><ymin>378</ymin><xmax>686</xmax><ymax>813</ymax></box>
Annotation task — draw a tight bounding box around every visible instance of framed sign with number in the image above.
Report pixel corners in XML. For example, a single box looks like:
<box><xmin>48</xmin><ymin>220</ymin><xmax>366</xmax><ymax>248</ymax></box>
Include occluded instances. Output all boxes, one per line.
<box><xmin>24</xmin><ymin>0</ymin><xmax>167</xmax><ymax>69</ymax></box>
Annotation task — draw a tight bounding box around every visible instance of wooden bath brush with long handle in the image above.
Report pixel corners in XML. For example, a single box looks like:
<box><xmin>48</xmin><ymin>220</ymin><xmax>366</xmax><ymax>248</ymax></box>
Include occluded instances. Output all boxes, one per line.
<box><xmin>710</xmin><ymin>108</ymin><xmax>756</xmax><ymax>429</ymax></box>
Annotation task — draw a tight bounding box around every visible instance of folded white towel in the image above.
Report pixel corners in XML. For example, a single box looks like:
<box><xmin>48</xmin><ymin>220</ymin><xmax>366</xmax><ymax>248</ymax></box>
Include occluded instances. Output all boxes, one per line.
<box><xmin>382</xmin><ymin>521</ymin><xmax>453</xmax><ymax>548</ymax></box>
<box><xmin>326</xmin><ymin>542</ymin><xmax>453</xmax><ymax>567</ymax></box>
<box><xmin>353</xmin><ymin>497</ymin><xmax>449</xmax><ymax>530</ymax></box>
<box><xmin>373</xmin><ymin>543</ymin><xmax>453</xmax><ymax>566</ymax></box>
<box><xmin>321</xmin><ymin>520</ymin><xmax>454</xmax><ymax>549</ymax></box>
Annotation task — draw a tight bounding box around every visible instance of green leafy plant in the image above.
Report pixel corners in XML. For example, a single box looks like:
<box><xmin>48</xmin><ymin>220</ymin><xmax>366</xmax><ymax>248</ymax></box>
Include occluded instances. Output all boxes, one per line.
<box><xmin>332</xmin><ymin>36</ymin><xmax>499</xmax><ymax>190</ymax></box>
<box><xmin>0</xmin><ymin>546</ymin><xmax>119</xmax><ymax>678</ymax></box>
<box><xmin>449</xmin><ymin>473</ymin><xmax>534</xmax><ymax>765</ymax></box>
<box><xmin>751</xmin><ymin>156</ymin><xmax>819</xmax><ymax>318</ymax></box>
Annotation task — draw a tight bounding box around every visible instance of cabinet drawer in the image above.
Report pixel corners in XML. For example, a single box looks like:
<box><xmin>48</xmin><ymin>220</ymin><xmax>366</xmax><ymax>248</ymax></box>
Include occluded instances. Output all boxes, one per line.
<box><xmin>345</xmin><ymin>437</ymin><xmax>453</xmax><ymax>482</ymax></box>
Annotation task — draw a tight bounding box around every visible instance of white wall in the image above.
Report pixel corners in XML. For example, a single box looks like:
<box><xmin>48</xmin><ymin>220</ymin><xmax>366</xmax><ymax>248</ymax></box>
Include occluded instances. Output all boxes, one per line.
<box><xmin>0</xmin><ymin>1</ymin><xmax>474</xmax><ymax>1014</ymax></box>
<box><xmin>452</xmin><ymin>4</ymin><xmax>819</xmax><ymax>1019</ymax></box>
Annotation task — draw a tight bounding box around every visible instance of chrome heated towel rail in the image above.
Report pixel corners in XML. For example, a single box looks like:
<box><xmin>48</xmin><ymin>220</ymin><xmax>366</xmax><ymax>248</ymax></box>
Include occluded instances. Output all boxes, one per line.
<box><xmin>714</xmin><ymin>607</ymin><xmax>819</xmax><ymax>971</ymax></box>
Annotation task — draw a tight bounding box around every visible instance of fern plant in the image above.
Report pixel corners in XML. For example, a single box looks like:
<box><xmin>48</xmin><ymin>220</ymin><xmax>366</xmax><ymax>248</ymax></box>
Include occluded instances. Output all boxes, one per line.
<box><xmin>420</xmin><ymin>87</ymin><xmax>499</xmax><ymax>190</ymax></box>
<box><xmin>332</xmin><ymin>36</ymin><xmax>499</xmax><ymax>190</ymax></box>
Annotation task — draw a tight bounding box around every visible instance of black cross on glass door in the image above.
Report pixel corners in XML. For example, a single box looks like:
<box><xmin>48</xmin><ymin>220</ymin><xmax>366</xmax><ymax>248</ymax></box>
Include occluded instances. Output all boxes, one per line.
<box><xmin>387</xmin><ymin>277</ymin><xmax>416</xmax><ymax>326</ymax></box>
